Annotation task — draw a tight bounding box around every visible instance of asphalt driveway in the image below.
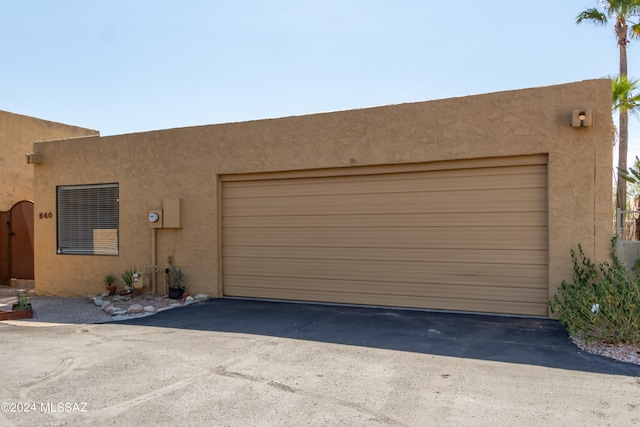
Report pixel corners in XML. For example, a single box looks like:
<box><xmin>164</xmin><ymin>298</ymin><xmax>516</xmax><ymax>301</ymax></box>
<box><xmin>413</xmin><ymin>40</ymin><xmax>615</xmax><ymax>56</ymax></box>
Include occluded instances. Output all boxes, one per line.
<box><xmin>120</xmin><ymin>298</ymin><xmax>640</xmax><ymax>376</ymax></box>
<box><xmin>0</xmin><ymin>298</ymin><xmax>639</xmax><ymax>426</ymax></box>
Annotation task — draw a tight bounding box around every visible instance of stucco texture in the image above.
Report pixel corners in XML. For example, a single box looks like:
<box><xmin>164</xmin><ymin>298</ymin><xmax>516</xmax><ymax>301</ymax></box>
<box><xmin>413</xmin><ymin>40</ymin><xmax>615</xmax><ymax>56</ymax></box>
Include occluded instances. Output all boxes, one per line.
<box><xmin>32</xmin><ymin>80</ymin><xmax>612</xmax><ymax>316</ymax></box>
<box><xmin>0</xmin><ymin>110</ymin><xmax>98</xmax><ymax>211</ymax></box>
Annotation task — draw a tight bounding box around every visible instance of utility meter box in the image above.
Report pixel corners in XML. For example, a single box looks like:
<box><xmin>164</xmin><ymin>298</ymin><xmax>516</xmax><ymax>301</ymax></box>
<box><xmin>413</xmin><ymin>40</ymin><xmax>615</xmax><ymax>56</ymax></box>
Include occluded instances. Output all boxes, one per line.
<box><xmin>133</xmin><ymin>271</ymin><xmax>146</xmax><ymax>289</ymax></box>
<box><xmin>163</xmin><ymin>198</ymin><xmax>181</xmax><ymax>228</ymax></box>
<box><xmin>148</xmin><ymin>209</ymin><xmax>163</xmax><ymax>228</ymax></box>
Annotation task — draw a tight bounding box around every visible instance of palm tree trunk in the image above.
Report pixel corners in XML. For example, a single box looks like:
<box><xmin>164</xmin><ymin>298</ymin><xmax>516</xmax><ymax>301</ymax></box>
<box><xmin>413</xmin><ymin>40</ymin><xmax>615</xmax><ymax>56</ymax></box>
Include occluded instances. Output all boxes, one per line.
<box><xmin>618</xmin><ymin>109</ymin><xmax>629</xmax><ymax>211</ymax></box>
<box><xmin>619</xmin><ymin>24</ymin><xmax>628</xmax><ymax>76</ymax></box>
<box><xmin>617</xmin><ymin>23</ymin><xmax>629</xmax><ymax>218</ymax></box>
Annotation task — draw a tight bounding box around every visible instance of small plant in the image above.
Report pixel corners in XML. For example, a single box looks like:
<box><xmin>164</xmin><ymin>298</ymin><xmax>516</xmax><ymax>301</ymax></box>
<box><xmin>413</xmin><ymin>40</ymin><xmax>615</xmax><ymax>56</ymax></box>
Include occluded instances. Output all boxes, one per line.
<box><xmin>104</xmin><ymin>274</ymin><xmax>116</xmax><ymax>287</ymax></box>
<box><xmin>121</xmin><ymin>269</ymin><xmax>134</xmax><ymax>288</ymax></box>
<box><xmin>549</xmin><ymin>238</ymin><xmax>640</xmax><ymax>345</ymax></box>
<box><xmin>15</xmin><ymin>290</ymin><xmax>30</xmax><ymax>310</ymax></box>
<box><xmin>169</xmin><ymin>267</ymin><xmax>184</xmax><ymax>289</ymax></box>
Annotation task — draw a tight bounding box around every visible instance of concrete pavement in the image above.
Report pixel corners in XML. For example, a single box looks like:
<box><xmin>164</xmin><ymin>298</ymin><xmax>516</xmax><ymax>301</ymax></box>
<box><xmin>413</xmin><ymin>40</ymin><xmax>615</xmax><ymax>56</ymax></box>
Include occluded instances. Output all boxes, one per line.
<box><xmin>0</xmin><ymin>298</ymin><xmax>638</xmax><ymax>426</ymax></box>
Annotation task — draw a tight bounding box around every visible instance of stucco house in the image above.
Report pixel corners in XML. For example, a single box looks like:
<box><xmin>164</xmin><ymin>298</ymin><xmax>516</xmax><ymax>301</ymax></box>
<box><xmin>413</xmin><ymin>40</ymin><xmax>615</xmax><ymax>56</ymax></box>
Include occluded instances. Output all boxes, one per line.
<box><xmin>30</xmin><ymin>79</ymin><xmax>612</xmax><ymax>317</ymax></box>
<box><xmin>0</xmin><ymin>110</ymin><xmax>98</xmax><ymax>284</ymax></box>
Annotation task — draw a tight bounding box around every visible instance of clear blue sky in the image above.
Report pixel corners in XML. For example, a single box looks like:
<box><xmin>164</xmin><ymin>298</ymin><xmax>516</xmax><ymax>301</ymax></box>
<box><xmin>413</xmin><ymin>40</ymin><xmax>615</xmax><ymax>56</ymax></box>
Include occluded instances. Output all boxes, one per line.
<box><xmin>2</xmin><ymin>1</ymin><xmax>640</xmax><ymax>160</ymax></box>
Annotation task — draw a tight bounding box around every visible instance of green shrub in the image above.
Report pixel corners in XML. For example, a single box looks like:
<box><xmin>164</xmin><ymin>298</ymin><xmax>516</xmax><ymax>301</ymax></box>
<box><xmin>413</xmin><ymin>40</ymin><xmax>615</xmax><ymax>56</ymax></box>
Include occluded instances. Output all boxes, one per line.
<box><xmin>15</xmin><ymin>290</ymin><xmax>30</xmax><ymax>310</ymax></box>
<box><xmin>121</xmin><ymin>269</ymin><xmax>134</xmax><ymax>287</ymax></box>
<box><xmin>549</xmin><ymin>240</ymin><xmax>640</xmax><ymax>345</ymax></box>
<box><xmin>169</xmin><ymin>267</ymin><xmax>184</xmax><ymax>289</ymax></box>
<box><xmin>103</xmin><ymin>274</ymin><xmax>115</xmax><ymax>287</ymax></box>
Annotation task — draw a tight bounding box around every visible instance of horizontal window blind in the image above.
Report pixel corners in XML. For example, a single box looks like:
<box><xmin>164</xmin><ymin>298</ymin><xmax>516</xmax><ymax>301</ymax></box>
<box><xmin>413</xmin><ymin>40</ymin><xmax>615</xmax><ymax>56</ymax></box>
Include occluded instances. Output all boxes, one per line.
<box><xmin>57</xmin><ymin>183</ymin><xmax>119</xmax><ymax>255</ymax></box>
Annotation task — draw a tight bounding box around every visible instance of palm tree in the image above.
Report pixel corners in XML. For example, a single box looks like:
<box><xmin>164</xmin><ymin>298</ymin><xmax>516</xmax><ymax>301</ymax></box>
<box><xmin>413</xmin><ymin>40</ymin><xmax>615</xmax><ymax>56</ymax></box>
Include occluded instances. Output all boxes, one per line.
<box><xmin>613</xmin><ymin>75</ymin><xmax>640</xmax><ymax>235</ymax></box>
<box><xmin>614</xmin><ymin>75</ymin><xmax>640</xmax><ymax>180</ymax></box>
<box><xmin>577</xmin><ymin>1</ymin><xmax>640</xmax><ymax>215</ymax></box>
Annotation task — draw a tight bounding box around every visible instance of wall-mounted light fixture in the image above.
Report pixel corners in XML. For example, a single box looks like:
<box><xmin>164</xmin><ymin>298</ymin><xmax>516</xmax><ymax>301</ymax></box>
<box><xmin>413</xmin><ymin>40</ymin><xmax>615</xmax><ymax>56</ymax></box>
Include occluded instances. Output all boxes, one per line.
<box><xmin>25</xmin><ymin>153</ymin><xmax>43</xmax><ymax>164</ymax></box>
<box><xmin>571</xmin><ymin>109</ymin><xmax>592</xmax><ymax>128</ymax></box>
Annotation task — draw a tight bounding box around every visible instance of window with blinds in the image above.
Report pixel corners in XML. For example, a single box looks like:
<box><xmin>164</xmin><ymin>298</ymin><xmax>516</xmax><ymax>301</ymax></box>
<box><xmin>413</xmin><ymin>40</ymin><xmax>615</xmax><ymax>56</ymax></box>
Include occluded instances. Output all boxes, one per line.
<box><xmin>57</xmin><ymin>183</ymin><xmax>119</xmax><ymax>255</ymax></box>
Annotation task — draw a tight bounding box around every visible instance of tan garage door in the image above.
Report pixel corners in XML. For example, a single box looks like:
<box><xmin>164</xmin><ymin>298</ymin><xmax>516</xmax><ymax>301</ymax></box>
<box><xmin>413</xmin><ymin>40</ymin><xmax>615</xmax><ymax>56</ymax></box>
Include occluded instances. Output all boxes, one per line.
<box><xmin>222</xmin><ymin>155</ymin><xmax>548</xmax><ymax>316</ymax></box>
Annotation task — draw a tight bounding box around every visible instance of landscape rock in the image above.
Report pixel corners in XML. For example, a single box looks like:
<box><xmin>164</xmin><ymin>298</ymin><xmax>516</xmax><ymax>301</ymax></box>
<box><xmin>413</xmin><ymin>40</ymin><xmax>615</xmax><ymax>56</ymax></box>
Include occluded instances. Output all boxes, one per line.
<box><xmin>90</xmin><ymin>293</ymin><xmax>204</xmax><ymax>320</ymax></box>
<box><xmin>106</xmin><ymin>306</ymin><xmax>121</xmax><ymax>315</ymax></box>
<box><xmin>127</xmin><ymin>304</ymin><xmax>144</xmax><ymax>314</ymax></box>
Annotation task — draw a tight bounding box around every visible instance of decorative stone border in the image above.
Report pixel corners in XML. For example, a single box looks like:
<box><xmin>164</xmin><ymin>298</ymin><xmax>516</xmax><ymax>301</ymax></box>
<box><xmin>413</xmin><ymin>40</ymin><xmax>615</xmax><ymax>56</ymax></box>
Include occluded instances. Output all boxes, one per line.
<box><xmin>87</xmin><ymin>293</ymin><xmax>211</xmax><ymax>319</ymax></box>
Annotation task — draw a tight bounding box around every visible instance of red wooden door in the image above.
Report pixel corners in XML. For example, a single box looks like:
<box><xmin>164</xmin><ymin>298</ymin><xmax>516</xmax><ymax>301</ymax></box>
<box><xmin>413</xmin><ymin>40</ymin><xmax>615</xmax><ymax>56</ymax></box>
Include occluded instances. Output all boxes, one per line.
<box><xmin>0</xmin><ymin>211</ymin><xmax>8</xmax><ymax>284</ymax></box>
<box><xmin>9</xmin><ymin>201</ymin><xmax>34</xmax><ymax>280</ymax></box>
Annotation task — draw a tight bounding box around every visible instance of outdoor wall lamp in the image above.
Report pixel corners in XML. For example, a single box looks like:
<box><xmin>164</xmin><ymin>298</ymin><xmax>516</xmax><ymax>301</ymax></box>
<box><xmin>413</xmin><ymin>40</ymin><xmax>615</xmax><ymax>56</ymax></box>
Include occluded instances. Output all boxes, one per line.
<box><xmin>571</xmin><ymin>109</ymin><xmax>592</xmax><ymax>128</ymax></box>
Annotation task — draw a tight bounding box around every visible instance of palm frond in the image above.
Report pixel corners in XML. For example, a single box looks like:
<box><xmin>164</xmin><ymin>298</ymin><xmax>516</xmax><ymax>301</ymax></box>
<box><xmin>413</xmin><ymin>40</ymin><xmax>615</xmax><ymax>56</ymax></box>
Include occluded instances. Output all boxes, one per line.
<box><xmin>612</xmin><ymin>74</ymin><xmax>640</xmax><ymax>115</ymax></box>
<box><xmin>619</xmin><ymin>156</ymin><xmax>640</xmax><ymax>184</ymax></box>
<box><xmin>630</xmin><ymin>21</ymin><xmax>640</xmax><ymax>37</ymax></box>
<box><xmin>617</xmin><ymin>0</ymin><xmax>640</xmax><ymax>18</ymax></box>
<box><xmin>576</xmin><ymin>8</ymin><xmax>607</xmax><ymax>25</ymax></box>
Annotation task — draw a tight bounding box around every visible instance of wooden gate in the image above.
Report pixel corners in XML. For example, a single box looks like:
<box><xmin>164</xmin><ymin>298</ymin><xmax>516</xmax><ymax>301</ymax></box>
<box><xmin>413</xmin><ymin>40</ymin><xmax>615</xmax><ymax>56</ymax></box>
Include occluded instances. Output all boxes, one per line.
<box><xmin>0</xmin><ymin>211</ymin><xmax>8</xmax><ymax>284</ymax></box>
<box><xmin>8</xmin><ymin>201</ymin><xmax>35</xmax><ymax>280</ymax></box>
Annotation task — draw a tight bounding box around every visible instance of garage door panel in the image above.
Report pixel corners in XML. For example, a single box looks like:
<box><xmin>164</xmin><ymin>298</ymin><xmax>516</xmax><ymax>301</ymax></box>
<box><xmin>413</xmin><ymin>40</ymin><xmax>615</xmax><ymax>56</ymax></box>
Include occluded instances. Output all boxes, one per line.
<box><xmin>223</xmin><ymin>226</ymin><xmax>547</xmax><ymax>250</ymax></box>
<box><xmin>224</xmin><ymin>276</ymin><xmax>548</xmax><ymax>302</ymax></box>
<box><xmin>224</xmin><ymin>200</ymin><xmax>546</xmax><ymax>217</ymax></box>
<box><xmin>222</xmin><ymin>157</ymin><xmax>549</xmax><ymax>316</ymax></box>
<box><xmin>223</xmin><ymin>188</ymin><xmax>546</xmax><ymax>212</ymax></box>
<box><xmin>224</xmin><ymin>277</ymin><xmax>548</xmax><ymax>316</ymax></box>
<box><xmin>222</xmin><ymin>161</ymin><xmax>547</xmax><ymax>190</ymax></box>
<box><xmin>223</xmin><ymin>212</ymin><xmax>548</xmax><ymax>228</ymax></box>
<box><xmin>223</xmin><ymin>204</ymin><xmax>546</xmax><ymax>217</ymax></box>
<box><xmin>223</xmin><ymin>246</ymin><xmax>548</xmax><ymax>265</ymax></box>
<box><xmin>223</xmin><ymin>258</ymin><xmax>547</xmax><ymax>287</ymax></box>
<box><xmin>223</xmin><ymin>169</ymin><xmax>547</xmax><ymax>199</ymax></box>
<box><xmin>224</xmin><ymin>276</ymin><xmax>545</xmax><ymax>303</ymax></box>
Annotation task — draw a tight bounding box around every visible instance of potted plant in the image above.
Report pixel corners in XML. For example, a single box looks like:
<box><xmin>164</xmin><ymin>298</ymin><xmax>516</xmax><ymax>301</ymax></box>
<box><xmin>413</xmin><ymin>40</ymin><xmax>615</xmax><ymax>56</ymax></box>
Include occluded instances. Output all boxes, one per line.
<box><xmin>168</xmin><ymin>266</ymin><xmax>185</xmax><ymax>299</ymax></box>
<box><xmin>13</xmin><ymin>290</ymin><xmax>31</xmax><ymax>311</ymax></box>
<box><xmin>104</xmin><ymin>274</ymin><xmax>117</xmax><ymax>296</ymax></box>
<box><xmin>0</xmin><ymin>290</ymin><xmax>34</xmax><ymax>320</ymax></box>
<box><xmin>120</xmin><ymin>269</ymin><xmax>134</xmax><ymax>294</ymax></box>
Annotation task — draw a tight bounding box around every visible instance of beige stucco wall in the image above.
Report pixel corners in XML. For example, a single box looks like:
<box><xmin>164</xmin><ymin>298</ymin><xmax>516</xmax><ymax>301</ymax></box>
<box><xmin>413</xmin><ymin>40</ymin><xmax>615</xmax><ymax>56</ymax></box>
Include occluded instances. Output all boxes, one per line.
<box><xmin>32</xmin><ymin>79</ymin><xmax>612</xmax><ymax>315</ymax></box>
<box><xmin>0</xmin><ymin>110</ymin><xmax>99</xmax><ymax>211</ymax></box>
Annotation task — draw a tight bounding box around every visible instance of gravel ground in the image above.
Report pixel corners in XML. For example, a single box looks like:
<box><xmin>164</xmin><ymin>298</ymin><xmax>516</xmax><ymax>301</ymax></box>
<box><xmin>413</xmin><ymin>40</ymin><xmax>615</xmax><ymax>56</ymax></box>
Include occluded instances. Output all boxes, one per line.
<box><xmin>571</xmin><ymin>335</ymin><xmax>640</xmax><ymax>365</ymax></box>
<box><xmin>0</xmin><ymin>293</ymin><xmax>196</xmax><ymax>324</ymax></box>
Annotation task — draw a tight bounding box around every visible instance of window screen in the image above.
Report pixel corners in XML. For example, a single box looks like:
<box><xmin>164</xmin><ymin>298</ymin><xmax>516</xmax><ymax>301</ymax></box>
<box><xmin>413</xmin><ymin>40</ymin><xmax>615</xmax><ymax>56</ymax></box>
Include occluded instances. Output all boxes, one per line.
<box><xmin>57</xmin><ymin>183</ymin><xmax>119</xmax><ymax>255</ymax></box>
